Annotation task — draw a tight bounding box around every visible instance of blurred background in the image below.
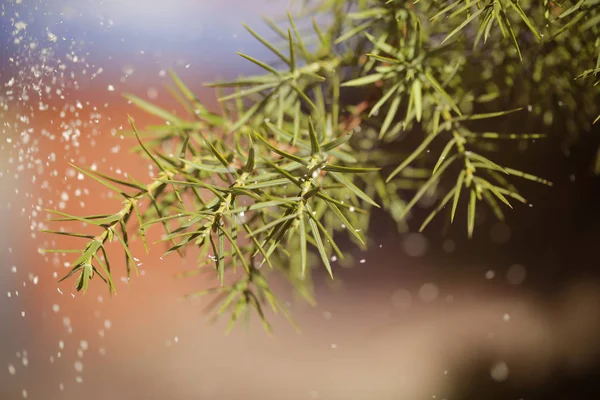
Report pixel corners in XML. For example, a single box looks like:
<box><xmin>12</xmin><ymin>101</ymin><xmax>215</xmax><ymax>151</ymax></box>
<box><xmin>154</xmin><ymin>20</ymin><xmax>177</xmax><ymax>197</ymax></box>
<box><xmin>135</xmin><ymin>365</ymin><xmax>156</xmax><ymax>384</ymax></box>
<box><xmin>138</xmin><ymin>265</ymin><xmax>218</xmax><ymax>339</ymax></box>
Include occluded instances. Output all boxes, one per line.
<box><xmin>1</xmin><ymin>0</ymin><xmax>600</xmax><ymax>399</ymax></box>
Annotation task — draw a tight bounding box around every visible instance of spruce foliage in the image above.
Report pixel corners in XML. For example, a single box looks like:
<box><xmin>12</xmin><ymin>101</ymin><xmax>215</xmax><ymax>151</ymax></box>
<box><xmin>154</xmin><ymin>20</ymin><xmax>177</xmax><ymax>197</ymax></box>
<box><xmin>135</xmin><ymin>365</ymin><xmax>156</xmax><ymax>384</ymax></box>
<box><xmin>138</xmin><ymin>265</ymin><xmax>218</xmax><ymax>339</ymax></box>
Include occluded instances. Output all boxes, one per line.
<box><xmin>42</xmin><ymin>0</ymin><xmax>599</xmax><ymax>332</ymax></box>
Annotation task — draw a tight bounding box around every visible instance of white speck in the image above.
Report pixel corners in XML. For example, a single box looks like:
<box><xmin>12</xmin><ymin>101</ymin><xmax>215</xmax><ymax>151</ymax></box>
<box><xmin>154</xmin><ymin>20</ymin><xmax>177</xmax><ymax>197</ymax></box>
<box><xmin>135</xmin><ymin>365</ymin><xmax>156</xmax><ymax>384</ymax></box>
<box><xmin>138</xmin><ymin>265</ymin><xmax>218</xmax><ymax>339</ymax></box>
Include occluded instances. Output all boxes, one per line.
<box><xmin>503</xmin><ymin>313</ymin><xmax>511</xmax><ymax>322</ymax></box>
<box><xmin>485</xmin><ymin>270</ymin><xmax>495</xmax><ymax>279</ymax></box>
<box><xmin>403</xmin><ymin>233</ymin><xmax>428</xmax><ymax>257</ymax></box>
<box><xmin>75</xmin><ymin>376</ymin><xmax>83</xmax><ymax>383</ymax></box>
<box><xmin>52</xmin><ymin>304</ymin><xmax>60</xmax><ymax>313</ymax></box>
<box><xmin>8</xmin><ymin>364</ymin><xmax>16</xmax><ymax>375</ymax></box>
<box><xmin>22</xmin><ymin>389</ymin><xmax>27</xmax><ymax>399</ymax></box>
<box><xmin>419</xmin><ymin>283</ymin><xmax>439</xmax><ymax>303</ymax></box>
<box><xmin>104</xmin><ymin>320</ymin><xmax>112</xmax><ymax>329</ymax></box>
<box><xmin>359</xmin><ymin>259</ymin><xmax>366</xmax><ymax>264</ymax></box>
<box><xmin>107</xmin><ymin>84</ymin><xmax>115</xmax><ymax>92</ymax></box>
<box><xmin>330</xmin><ymin>344</ymin><xmax>337</xmax><ymax>349</ymax></box>
<box><xmin>74</xmin><ymin>361</ymin><xmax>83</xmax><ymax>372</ymax></box>
<box><xmin>490</xmin><ymin>361</ymin><xmax>509</xmax><ymax>382</ymax></box>
<box><xmin>80</xmin><ymin>340</ymin><xmax>88</xmax><ymax>351</ymax></box>
<box><xmin>506</xmin><ymin>264</ymin><xmax>527</xmax><ymax>285</ymax></box>
<box><xmin>123</xmin><ymin>65</ymin><xmax>135</xmax><ymax>76</ymax></box>
<box><xmin>147</xmin><ymin>87</ymin><xmax>158</xmax><ymax>99</ymax></box>
<box><xmin>14</xmin><ymin>21</ymin><xmax>27</xmax><ymax>31</ymax></box>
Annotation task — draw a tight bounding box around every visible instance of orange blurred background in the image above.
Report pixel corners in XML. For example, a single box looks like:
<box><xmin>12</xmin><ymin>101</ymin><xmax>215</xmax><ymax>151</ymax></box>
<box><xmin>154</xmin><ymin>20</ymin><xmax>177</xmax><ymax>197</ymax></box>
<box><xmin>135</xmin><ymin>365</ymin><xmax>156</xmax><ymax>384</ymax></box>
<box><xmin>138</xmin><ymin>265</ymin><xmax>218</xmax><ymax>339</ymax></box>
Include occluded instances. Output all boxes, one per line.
<box><xmin>2</xmin><ymin>1</ymin><xmax>600</xmax><ymax>399</ymax></box>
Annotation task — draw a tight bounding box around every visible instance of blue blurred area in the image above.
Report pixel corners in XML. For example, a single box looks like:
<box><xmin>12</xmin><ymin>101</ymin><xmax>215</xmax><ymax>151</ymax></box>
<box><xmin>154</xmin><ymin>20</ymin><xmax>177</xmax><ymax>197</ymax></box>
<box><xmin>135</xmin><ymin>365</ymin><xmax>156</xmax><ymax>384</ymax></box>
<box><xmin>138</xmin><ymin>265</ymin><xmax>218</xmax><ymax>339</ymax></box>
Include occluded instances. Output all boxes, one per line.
<box><xmin>1</xmin><ymin>0</ymin><xmax>286</xmax><ymax>78</ymax></box>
